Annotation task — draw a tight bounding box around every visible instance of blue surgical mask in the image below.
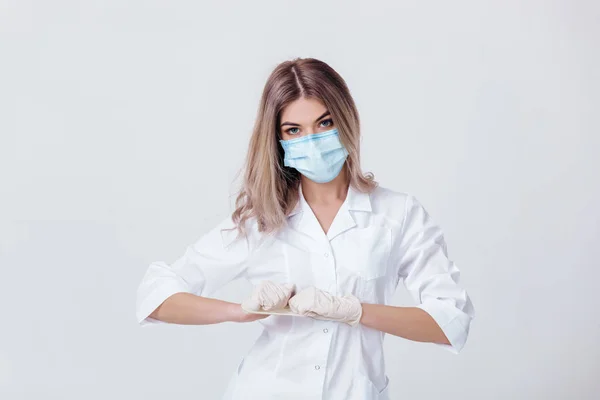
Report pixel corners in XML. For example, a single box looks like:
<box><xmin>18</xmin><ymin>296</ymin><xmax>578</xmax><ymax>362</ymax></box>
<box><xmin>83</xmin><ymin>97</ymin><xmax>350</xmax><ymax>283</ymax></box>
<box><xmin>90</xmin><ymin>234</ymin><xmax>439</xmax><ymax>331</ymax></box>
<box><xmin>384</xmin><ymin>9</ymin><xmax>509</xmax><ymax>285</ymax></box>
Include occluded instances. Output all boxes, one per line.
<box><xmin>279</xmin><ymin>128</ymin><xmax>349</xmax><ymax>183</ymax></box>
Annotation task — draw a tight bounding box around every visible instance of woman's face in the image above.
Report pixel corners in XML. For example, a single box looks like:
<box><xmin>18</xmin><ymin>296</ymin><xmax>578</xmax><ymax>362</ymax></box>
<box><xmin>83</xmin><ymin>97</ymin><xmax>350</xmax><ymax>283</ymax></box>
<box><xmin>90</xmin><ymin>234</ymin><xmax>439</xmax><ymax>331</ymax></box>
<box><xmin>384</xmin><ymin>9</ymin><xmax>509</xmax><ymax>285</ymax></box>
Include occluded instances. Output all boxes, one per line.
<box><xmin>279</xmin><ymin>97</ymin><xmax>335</xmax><ymax>141</ymax></box>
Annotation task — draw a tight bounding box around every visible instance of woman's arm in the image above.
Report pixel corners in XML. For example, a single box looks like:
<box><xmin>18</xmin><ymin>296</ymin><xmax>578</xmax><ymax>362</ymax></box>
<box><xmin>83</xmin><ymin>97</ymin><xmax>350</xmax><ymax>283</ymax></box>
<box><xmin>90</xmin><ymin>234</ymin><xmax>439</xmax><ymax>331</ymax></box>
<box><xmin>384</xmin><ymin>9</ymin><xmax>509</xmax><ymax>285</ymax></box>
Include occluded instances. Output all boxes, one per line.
<box><xmin>360</xmin><ymin>303</ymin><xmax>450</xmax><ymax>345</ymax></box>
<box><xmin>136</xmin><ymin>217</ymin><xmax>259</xmax><ymax>326</ymax></box>
<box><xmin>385</xmin><ymin>194</ymin><xmax>474</xmax><ymax>352</ymax></box>
<box><xmin>148</xmin><ymin>292</ymin><xmax>267</xmax><ymax>325</ymax></box>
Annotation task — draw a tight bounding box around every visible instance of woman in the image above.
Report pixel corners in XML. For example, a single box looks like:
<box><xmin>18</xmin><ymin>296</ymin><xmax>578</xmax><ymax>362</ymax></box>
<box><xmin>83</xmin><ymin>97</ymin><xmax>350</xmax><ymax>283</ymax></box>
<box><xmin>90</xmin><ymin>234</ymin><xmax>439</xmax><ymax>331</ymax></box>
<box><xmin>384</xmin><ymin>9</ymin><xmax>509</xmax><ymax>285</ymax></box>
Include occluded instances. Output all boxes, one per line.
<box><xmin>135</xmin><ymin>57</ymin><xmax>475</xmax><ymax>399</ymax></box>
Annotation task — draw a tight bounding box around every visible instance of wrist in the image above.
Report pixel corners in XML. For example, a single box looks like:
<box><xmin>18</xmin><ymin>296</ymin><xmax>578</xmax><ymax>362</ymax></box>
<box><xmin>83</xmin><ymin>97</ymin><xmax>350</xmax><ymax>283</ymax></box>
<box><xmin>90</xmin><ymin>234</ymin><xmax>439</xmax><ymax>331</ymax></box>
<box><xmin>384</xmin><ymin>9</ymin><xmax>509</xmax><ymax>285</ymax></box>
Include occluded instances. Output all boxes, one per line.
<box><xmin>224</xmin><ymin>302</ymin><xmax>244</xmax><ymax>323</ymax></box>
<box><xmin>345</xmin><ymin>294</ymin><xmax>363</xmax><ymax>327</ymax></box>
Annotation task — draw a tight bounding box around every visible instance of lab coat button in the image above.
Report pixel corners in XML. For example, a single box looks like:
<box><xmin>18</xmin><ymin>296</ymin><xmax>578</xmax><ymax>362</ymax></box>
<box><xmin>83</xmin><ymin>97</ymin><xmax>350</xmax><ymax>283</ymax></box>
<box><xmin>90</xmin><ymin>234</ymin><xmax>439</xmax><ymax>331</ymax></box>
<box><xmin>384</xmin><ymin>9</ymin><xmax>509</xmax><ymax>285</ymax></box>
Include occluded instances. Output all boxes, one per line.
<box><xmin>323</xmin><ymin>328</ymin><xmax>328</xmax><ymax>333</ymax></box>
<box><xmin>324</xmin><ymin>252</ymin><xmax>329</xmax><ymax>258</ymax></box>
<box><xmin>315</xmin><ymin>365</ymin><xmax>321</xmax><ymax>370</ymax></box>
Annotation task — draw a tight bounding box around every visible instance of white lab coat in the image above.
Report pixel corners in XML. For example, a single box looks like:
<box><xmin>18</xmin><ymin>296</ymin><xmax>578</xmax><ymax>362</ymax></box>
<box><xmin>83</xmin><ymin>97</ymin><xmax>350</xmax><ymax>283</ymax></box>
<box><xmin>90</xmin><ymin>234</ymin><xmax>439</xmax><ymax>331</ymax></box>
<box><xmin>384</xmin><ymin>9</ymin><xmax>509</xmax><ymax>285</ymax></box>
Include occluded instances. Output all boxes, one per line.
<box><xmin>136</xmin><ymin>184</ymin><xmax>474</xmax><ymax>400</ymax></box>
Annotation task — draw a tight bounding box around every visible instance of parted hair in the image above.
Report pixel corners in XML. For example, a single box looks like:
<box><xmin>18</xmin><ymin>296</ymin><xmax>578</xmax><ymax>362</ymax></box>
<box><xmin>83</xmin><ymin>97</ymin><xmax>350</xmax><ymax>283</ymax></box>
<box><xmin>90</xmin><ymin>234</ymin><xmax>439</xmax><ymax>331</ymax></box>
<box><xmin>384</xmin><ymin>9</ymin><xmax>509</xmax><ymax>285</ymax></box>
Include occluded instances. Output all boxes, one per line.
<box><xmin>232</xmin><ymin>57</ymin><xmax>377</xmax><ymax>236</ymax></box>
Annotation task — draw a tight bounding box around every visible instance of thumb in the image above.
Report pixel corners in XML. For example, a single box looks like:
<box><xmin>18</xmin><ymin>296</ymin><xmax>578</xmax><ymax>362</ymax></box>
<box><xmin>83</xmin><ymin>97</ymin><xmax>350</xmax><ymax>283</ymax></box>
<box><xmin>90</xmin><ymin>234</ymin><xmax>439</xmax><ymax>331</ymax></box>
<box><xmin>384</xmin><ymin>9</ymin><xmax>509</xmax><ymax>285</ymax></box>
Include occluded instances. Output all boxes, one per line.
<box><xmin>288</xmin><ymin>294</ymin><xmax>300</xmax><ymax>313</ymax></box>
<box><xmin>282</xmin><ymin>283</ymin><xmax>296</xmax><ymax>296</ymax></box>
<box><xmin>241</xmin><ymin>294</ymin><xmax>261</xmax><ymax>311</ymax></box>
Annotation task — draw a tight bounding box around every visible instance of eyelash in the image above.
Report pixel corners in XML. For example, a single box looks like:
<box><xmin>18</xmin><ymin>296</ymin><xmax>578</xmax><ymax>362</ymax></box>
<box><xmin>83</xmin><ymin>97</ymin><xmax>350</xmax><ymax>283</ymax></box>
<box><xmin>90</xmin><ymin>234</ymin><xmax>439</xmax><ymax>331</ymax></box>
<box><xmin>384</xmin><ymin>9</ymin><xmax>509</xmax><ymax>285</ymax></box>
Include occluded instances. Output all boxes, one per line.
<box><xmin>286</xmin><ymin>118</ymin><xmax>333</xmax><ymax>135</ymax></box>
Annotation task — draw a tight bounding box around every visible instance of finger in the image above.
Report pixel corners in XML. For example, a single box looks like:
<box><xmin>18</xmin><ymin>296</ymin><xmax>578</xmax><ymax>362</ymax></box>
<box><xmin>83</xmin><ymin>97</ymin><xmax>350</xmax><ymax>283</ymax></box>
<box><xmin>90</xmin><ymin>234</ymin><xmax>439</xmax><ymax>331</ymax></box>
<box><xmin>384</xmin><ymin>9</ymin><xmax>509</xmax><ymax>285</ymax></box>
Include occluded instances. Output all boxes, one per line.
<box><xmin>263</xmin><ymin>282</ymin><xmax>293</xmax><ymax>310</ymax></box>
<box><xmin>282</xmin><ymin>283</ymin><xmax>296</xmax><ymax>296</ymax></box>
<box><xmin>260</xmin><ymin>294</ymin><xmax>277</xmax><ymax>310</ymax></box>
<box><xmin>288</xmin><ymin>296</ymin><xmax>304</xmax><ymax>314</ymax></box>
<box><xmin>254</xmin><ymin>281</ymin><xmax>278</xmax><ymax>309</ymax></box>
<box><xmin>270</xmin><ymin>283</ymin><xmax>290</xmax><ymax>301</ymax></box>
<box><xmin>242</xmin><ymin>295</ymin><xmax>262</xmax><ymax>311</ymax></box>
<box><xmin>289</xmin><ymin>295</ymin><xmax>315</xmax><ymax>316</ymax></box>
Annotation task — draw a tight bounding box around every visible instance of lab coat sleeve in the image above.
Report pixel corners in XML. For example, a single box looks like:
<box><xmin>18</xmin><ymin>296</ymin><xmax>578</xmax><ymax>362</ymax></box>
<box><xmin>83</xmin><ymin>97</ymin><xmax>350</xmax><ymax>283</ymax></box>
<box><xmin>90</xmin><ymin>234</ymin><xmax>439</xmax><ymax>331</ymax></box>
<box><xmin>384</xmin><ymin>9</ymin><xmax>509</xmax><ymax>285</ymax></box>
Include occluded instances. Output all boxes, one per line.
<box><xmin>395</xmin><ymin>195</ymin><xmax>475</xmax><ymax>354</ymax></box>
<box><xmin>135</xmin><ymin>216</ymin><xmax>253</xmax><ymax>326</ymax></box>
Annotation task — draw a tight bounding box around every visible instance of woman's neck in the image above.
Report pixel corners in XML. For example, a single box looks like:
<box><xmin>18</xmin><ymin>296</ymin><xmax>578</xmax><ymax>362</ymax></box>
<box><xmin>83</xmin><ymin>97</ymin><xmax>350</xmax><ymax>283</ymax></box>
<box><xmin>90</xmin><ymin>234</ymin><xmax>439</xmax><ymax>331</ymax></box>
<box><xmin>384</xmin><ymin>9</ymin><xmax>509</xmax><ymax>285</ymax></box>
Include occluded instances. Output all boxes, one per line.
<box><xmin>300</xmin><ymin>166</ymin><xmax>349</xmax><ymax>206</ymax></box>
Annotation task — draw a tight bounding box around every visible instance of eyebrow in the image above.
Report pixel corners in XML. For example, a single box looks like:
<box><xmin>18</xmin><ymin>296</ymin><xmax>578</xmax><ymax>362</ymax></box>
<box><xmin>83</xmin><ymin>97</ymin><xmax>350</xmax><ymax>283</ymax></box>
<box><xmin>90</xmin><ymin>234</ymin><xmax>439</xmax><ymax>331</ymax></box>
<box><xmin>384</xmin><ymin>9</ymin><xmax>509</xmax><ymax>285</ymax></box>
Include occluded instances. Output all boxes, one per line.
<box><xmin>280</xmin><ymin>110</ymin><xmax>331</xmax><ymax>128</ymax></box>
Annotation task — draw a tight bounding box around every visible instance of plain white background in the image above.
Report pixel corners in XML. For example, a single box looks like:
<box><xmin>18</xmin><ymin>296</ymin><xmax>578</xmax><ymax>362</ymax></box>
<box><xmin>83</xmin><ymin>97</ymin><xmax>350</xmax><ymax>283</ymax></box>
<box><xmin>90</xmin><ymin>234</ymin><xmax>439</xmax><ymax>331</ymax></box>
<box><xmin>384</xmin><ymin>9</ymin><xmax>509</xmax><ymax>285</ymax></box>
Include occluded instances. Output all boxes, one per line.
<box><xmin>1</xmin><ymin>1</ymin><xmax>598</xmax><ymax>399</ymax></box>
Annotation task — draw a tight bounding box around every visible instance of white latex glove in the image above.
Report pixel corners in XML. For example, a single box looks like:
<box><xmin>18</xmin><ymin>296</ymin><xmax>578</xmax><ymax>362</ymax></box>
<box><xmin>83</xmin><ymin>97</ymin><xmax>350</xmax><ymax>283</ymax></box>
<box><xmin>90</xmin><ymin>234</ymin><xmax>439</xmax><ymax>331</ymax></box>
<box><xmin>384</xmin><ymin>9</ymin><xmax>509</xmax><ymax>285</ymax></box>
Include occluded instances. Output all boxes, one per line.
<box><xmin>242</xmin><ymin>280</ymin><xmax>295</xmax><ymax>312</ymax></box>
<box><xmin>288</xmin><ymin>286</ymin><xmax>363</xmax><ymax>327</ymax></box>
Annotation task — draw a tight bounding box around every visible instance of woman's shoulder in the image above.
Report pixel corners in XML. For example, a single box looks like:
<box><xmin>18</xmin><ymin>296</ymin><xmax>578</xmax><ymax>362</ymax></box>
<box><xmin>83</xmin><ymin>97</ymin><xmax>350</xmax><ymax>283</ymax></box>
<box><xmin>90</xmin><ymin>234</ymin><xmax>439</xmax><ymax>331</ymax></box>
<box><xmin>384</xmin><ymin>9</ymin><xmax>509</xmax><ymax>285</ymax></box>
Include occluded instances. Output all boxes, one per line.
<box><xmin>370</xmin><ymin>185</ymin><xmax>442</xmax><ymax>229</ymax></box>
<box><xmin>199</xmin><ymin>213</ymin><xmax>260</xmax><ymax>251</ymax></box>
<box><xmin>369</xmin><ymin>183</ymin><xmax>411</xmax><ymax>209</ymax></box>
<box><xmin>369</xmin><ymin>184</ymin><xmax>411</xmax><ymax>202</ymax></box>
<box><xmin>368</xmin><ymin>184</ymin><xmax>429</xmax><ymax>225</ymax></box>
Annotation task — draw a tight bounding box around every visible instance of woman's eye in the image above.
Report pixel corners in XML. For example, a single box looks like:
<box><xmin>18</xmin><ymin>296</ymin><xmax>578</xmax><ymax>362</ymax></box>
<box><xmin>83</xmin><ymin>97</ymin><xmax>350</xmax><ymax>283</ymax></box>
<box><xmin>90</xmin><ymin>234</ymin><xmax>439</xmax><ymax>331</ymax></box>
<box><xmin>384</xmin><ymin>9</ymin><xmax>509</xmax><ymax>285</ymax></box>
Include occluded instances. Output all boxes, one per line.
<box><xmin>286</xmin><ymin>127</ymin><xmax>300</xmax><ymax>135</ymax></box>
<box><xmin>320</xmin><ymin>119</ymin><xmax>333</xmax><ymax>128</ymax></box>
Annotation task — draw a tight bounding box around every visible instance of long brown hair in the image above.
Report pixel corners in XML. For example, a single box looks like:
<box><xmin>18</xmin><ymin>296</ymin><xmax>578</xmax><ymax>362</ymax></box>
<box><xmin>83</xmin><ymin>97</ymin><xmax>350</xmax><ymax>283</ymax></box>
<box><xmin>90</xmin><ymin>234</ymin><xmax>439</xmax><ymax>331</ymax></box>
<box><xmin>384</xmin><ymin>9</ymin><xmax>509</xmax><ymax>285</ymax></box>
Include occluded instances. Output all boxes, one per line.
<box><xmin>232</xmin><ymin>57</ymin><xmax>377</xmax><ymax>235</ymax></box>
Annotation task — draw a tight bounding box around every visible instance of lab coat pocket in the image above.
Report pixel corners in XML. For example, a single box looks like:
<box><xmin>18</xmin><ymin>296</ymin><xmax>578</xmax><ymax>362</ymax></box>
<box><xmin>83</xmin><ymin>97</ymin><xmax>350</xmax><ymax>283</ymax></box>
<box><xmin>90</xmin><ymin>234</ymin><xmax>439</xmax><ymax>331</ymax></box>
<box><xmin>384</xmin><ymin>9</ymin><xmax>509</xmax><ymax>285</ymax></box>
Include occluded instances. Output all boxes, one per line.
<box><xmin>337</xmin><ymin>226</ymin><xmax>391</xmax><ymax>281</ymax></box>
<box><xmin>222</xmin><ymin>358</ymin><xmax>246</xmax><ymax>400</ymax></box>
<box><xmin>378</xmin><ymin>376</ymin><xmax>390</xmax><ymax>399</ymax></box>
<box><xmin>236</xmin><ymin>357</ymin><xmax>245</xmax><ymax>375</ymax></box>
<box><xmin>356</xmin><ymin>370</ymin><xmax>390</xmax><ymax>399</ymax></box>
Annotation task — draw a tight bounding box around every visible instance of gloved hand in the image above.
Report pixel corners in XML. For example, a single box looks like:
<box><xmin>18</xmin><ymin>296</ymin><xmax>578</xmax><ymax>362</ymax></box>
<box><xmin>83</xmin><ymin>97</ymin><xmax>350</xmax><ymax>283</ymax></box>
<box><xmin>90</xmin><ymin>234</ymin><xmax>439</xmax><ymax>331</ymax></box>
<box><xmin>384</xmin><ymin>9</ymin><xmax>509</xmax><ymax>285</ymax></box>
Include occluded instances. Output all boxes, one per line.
<box><xmin>242</xmin><ymin>280</ymin><xmax>295</xmax><ymax>312</ymax></box>
<box><xmin>288</xmin><ymin>286</ymin><xmax>363</xmax><ymax>326</ymax></box>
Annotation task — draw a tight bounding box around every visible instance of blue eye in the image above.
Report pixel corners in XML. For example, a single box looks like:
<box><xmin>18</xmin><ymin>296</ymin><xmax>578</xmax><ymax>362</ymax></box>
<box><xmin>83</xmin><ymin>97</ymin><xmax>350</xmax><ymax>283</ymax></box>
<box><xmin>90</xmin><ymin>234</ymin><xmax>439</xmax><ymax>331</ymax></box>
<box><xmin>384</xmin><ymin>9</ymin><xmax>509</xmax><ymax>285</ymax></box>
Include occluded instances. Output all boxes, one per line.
<box><xmin>320</xmin><ymin>119</ymin><xmax>333</xmax><ymax>128</ymax></box>
<box><xmin>285</xmin><ymin>119</ymin><xmax>334</xmax><ymax>135</ymax></box>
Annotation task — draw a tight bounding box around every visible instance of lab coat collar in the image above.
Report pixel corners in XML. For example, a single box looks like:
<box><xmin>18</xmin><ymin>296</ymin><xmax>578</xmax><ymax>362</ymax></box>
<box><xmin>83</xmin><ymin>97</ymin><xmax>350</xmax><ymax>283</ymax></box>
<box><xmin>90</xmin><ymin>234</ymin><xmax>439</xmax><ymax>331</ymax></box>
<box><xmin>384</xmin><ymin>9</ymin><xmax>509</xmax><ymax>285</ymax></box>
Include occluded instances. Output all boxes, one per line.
<box><xmin>287</xmin><ymin>183</ymin><xmax>372</xmax><ymax>217</ymax></box>
<box><xmin>286</xmin><ymin>182</ymin><xmax>372</xmax><ymax>241</ymax></box>
<box><xmin>346</xmin><ymin>184</ymin><xmax>372</xmax><ymax>213</ymax></box>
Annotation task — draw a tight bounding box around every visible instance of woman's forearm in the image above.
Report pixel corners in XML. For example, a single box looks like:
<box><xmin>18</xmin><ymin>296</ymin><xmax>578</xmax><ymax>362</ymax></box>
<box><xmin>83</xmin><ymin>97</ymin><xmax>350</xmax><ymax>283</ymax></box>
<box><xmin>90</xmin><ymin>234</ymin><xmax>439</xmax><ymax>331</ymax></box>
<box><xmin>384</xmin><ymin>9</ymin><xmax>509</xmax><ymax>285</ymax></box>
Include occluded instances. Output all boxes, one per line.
<box><xmin>360</xmin><ymin>303</ymin><xmax>450</xmax><ymax>345</ymax></box>
<box><xmin>149</xmin><ymin>292</ymin><xmax>241</xmax><ymax>325</ymax></box>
